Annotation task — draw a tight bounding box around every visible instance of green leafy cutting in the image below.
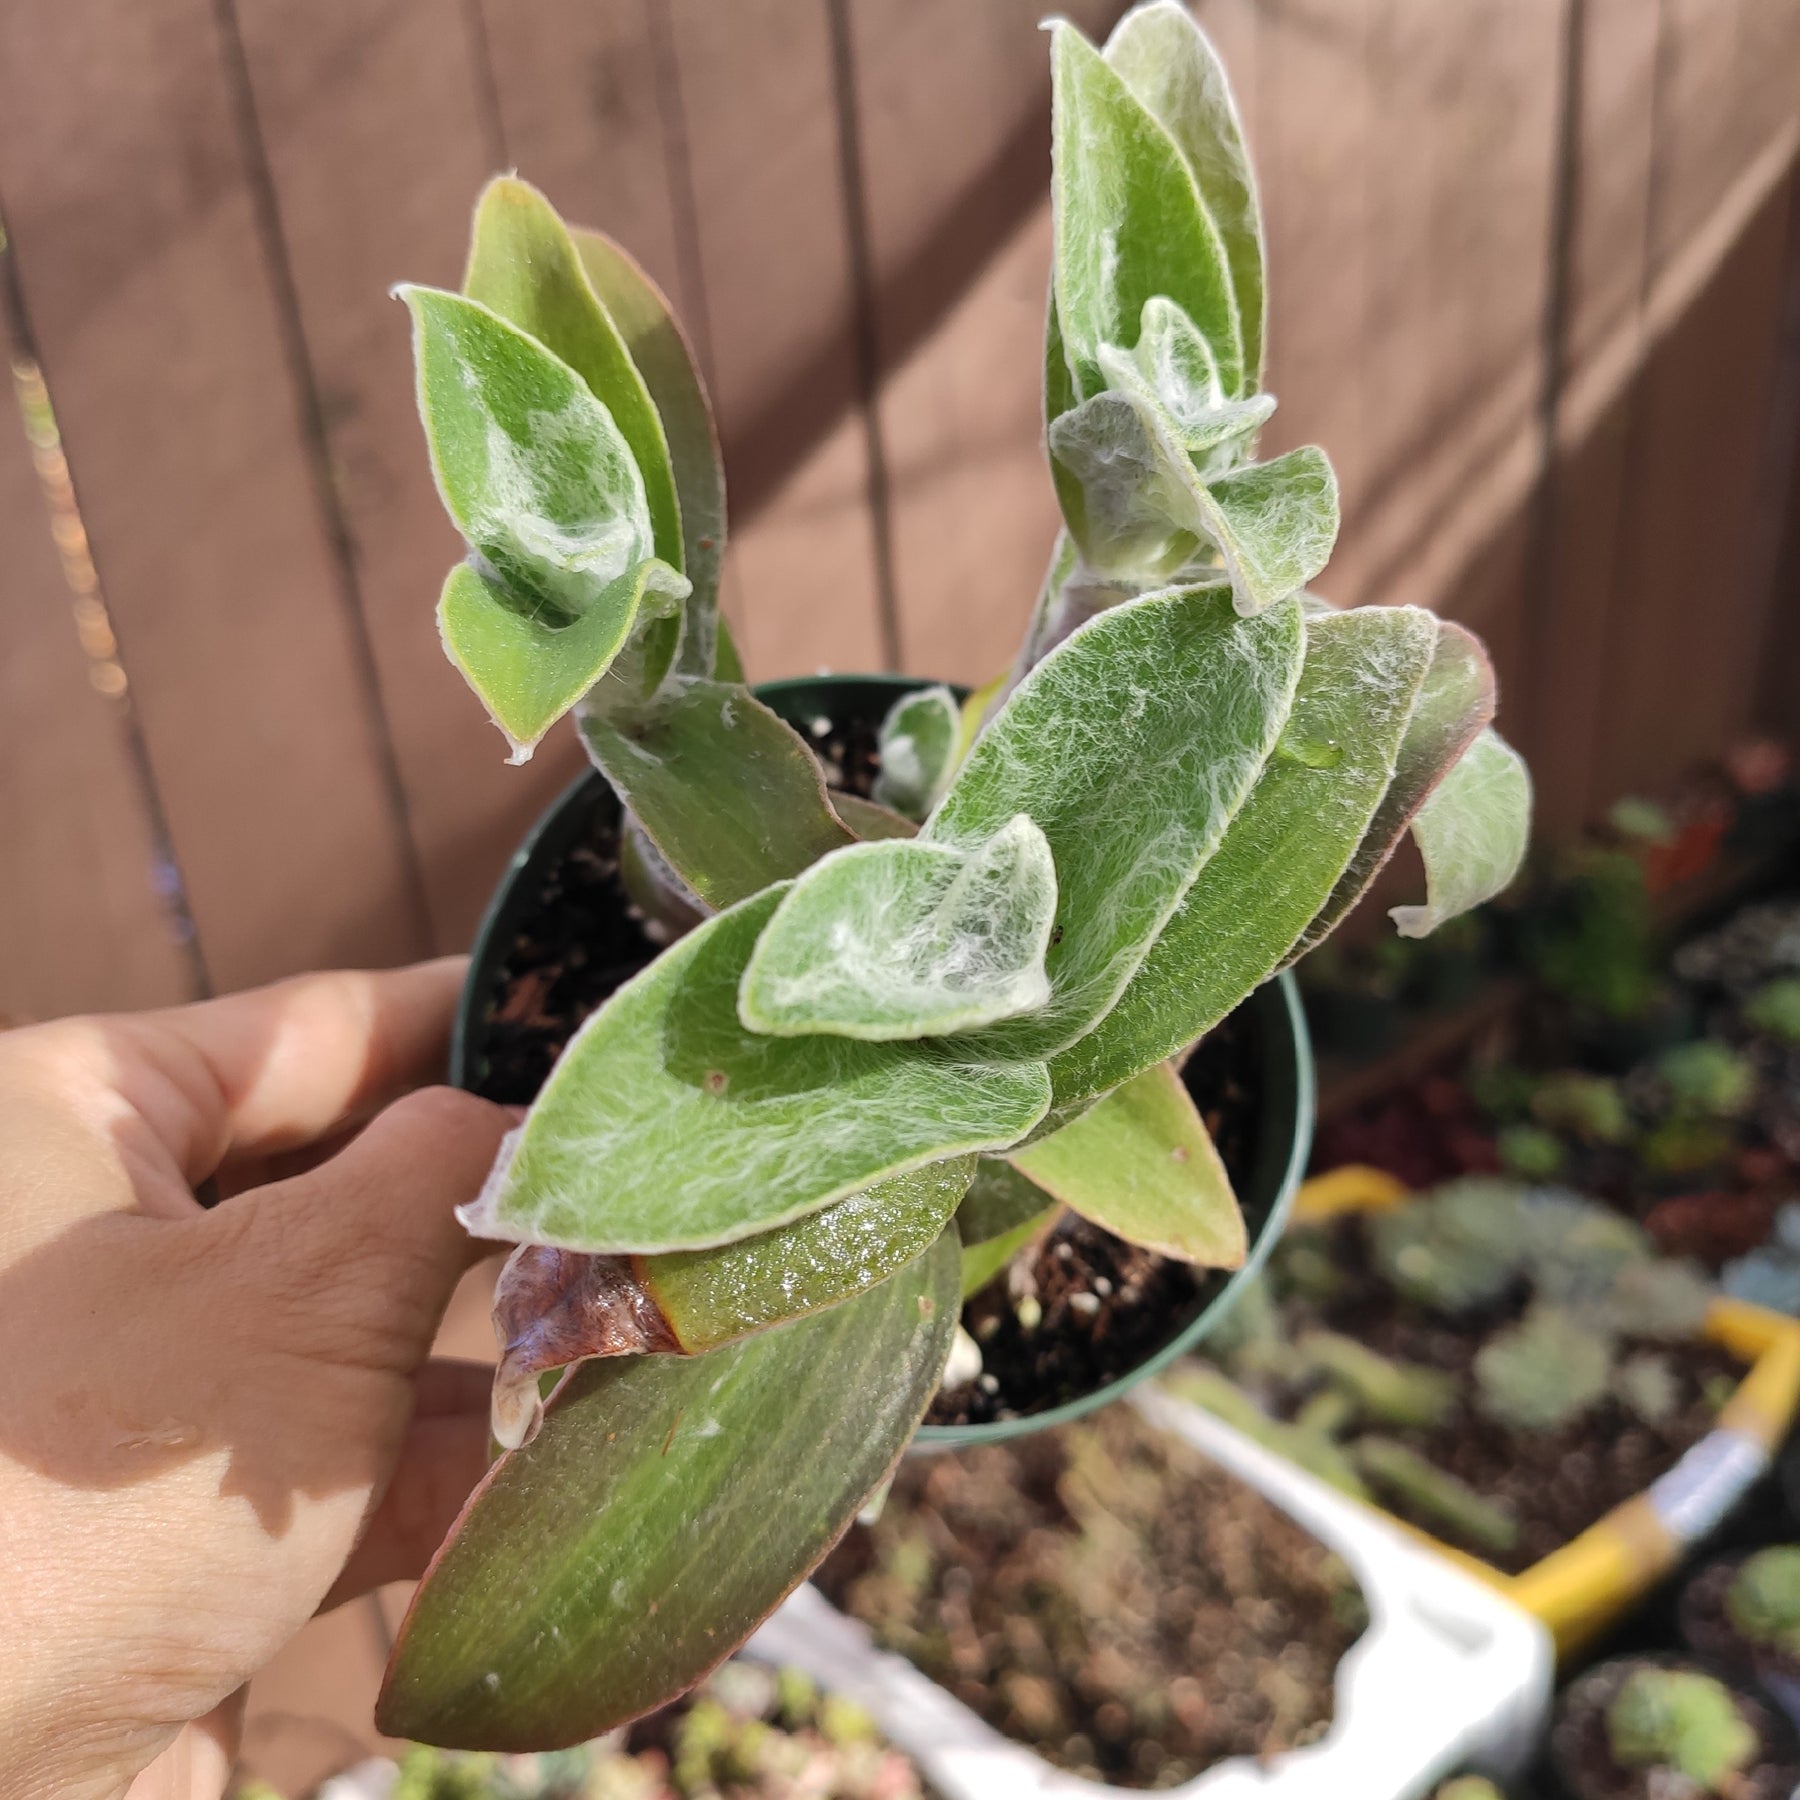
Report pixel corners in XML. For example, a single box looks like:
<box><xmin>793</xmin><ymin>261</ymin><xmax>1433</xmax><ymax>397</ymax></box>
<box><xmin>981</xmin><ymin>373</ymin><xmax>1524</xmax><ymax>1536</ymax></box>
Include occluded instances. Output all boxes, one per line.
<box><xmin>458</xmin><ymin>887</ymin><xmax>1050</xmax><ymax>1254</ymax></box>
<box><xmin>389</xmin><ymin>0</ymin><xmax>1537</xmax><ymax>1750</ymax></box>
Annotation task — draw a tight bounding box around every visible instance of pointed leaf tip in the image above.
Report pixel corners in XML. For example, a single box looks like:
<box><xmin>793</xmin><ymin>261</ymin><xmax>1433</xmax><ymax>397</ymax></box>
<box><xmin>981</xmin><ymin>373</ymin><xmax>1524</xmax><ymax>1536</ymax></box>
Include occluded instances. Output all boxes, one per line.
<box><xmin>1389</xmin><ymin>726</ymin><xmax>1531</xmax><ymax>937</ymax></box>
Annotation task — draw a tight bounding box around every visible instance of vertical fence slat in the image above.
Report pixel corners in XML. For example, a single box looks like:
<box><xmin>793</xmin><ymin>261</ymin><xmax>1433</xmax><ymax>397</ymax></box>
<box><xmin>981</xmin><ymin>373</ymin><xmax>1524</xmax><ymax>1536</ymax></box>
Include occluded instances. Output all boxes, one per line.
<box><xmin>0</xmin><ymin>0</ymin><xmax>430</xmax><ymax>989</ymax></box>
<box><xmin>0</xmin><ymin>364</ymin><xmax>195</xmax><ymax>1020</ymax></box>
<box><xmin>1595</xmin><ymin>176</ymin><xmax>1795</xmax><ymax>802</ymax></box>
<box><xmin>661</xmin><ymin>0</ymin><xmax>883</xmax><ymax>677</ymax></box>
<box><xmin>228</xmin><ymin>0</ymin><xmax>586</xmax><ymax>951</ymax></box>
<box><xmin>850</xmin><ymin>2</ymin><xmax>1120</xmax><ymax>681</ymax></box>
<box><xmin>474</xmin><ymin>0</ymin><xmax>687</xmax><ymax>305</ymax></box>
<box><xmin>1258</xmin><ymin>1</ymin><xmax>1376</xmax><ymax>584</ymax></box>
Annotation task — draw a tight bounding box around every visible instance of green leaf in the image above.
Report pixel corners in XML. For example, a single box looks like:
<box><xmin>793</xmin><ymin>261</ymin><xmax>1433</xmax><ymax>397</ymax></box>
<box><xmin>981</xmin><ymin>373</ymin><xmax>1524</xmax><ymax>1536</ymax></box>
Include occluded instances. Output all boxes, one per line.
<box><xmin>403</xmin><ymin>285</ymin><xmax>656</xmax><ymax>621</ymax></box>
<box><xmin>573</xmin><ymin>226</ymin><xmax>727</xmax><ymax>679</ymax></box>
<box><xmin>830</xmin><ymin>793</ymin><xmax>919</xmax><ymax>841</ymax></box>
<box><xmin>1052</xmin><ymin>22</ymin><xmax>1242</xmax><ymax>400</ymax></box>
<box><xmin>931</xmin><ymin>583</ymin><xmax>1304</xmax><ymax>1060</ymax></box>
<box><xmin>643</xmin><ymin>1157</ymin><xmax>974</xmax><ymax>1352</ymax></box>
<box><xmin>377</xmin><ymin>1233</ymin><xmax>959</xmax><ymax>1750</ymax></box>
<box><xmin>1048</xmin><ymin>381</ymin><xmax>1334</xmax><ymax>611</ymax></box>
<box><xmin>738</xmin><ymin>816</ymin><xmax>1057</xmax><ymax>1041</ymax></box>
<box><xmin>872</xmin><ymin>684</ymin><xmax>960</xmax><ymax>820</ymax></box>
<box><xmin>578</xmin><ymin>678</ymin><xmax>855</xmax><ymax>909</ymax></box>
<box><xmin>487</xmin><ymin>1159</ymin><xmax>976</xmax><ymax>1445</ymax></box>
<box><xmin>955</xmin><ymin>1155</ymin><xmax>1060</xmax><ymax>1248</ymax></box>
<box><xmin>1097</xmin><ymin>298</ymin><xmax>1274</xmax><ymax>469</ymax></box>
<box><xmin>1285</xmin><ymin>619</ymin><xmax>1494</xmax><ymax>961</ymax></box>
<box><xmin>1052</xmin><ymin>604</ymin><xmax>1439</xmax><ymax>1107</ymax></box>
<box><xmin>459</xmin><ymin>886</ymin><xmax>1050</xmax><ymax>1253</ymax></box>
<box><xmin>1011</xmin><ymin>1061</ymin><xmax>1244</xmax><ymax>1266</ymax></box>
<box><xmin>462</xmin><ymin>180</ymin><xmax>683</xmax><ymax>583</ymax></box>
<box><xmin>1048</xmin><ymin>390</ymin><xmax>1205</xmax><ymax>581</ymax></box>
<box><xmin>439</xmin><ymin>560</ymin><xmax>684</xmax><ymax>762</ymax></box>
<box><xmin>1104</xmin><ymin>2</ymin><xmax>1266</xmax><ymax>385</ymax></box>
<box><xmin>403</xmin><ymin>285</ymin><xmax>687</xmax><ymax>753</ymax></box>
<box><xmin>1045</xmin><ymin>284</ymin><xmax>1079</xmax><ymax>434</ymax></box>
<box><xmin>1193</xmin><ymin>447</ymin><xmax>1339</xmax><ymax>617</ymax></box>
<box><xmin>1391</xmin><ymin>726</ymin><xmax>1532</xmax><ymax>938</ymax></box>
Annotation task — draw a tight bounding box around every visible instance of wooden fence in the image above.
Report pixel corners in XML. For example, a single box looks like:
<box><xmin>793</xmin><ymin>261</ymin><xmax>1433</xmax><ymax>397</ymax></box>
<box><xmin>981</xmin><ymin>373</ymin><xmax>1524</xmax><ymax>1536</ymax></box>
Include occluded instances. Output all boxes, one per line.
<box><xmin>2</xmin><ymin>0</ymin><xmax>1798</xmax><ymax>1024</ymax></box>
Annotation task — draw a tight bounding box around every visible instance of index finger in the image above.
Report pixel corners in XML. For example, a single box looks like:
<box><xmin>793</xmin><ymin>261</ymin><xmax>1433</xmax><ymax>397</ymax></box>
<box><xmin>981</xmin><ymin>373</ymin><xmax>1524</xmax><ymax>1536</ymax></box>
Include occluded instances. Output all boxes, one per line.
<box><xmin>128</xmin><ymin>958</ymin><xmax>471</xmax><ymax>1184</ymax></box>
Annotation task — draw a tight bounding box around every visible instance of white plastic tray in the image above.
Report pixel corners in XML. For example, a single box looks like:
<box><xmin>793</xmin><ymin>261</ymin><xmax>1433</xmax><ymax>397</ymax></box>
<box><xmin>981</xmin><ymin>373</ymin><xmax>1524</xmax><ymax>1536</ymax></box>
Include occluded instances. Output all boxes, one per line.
<box><xmin>749</xmin><ymin>1388</ymin><xmax>1554</xmax><ymax>1800</ymax></box>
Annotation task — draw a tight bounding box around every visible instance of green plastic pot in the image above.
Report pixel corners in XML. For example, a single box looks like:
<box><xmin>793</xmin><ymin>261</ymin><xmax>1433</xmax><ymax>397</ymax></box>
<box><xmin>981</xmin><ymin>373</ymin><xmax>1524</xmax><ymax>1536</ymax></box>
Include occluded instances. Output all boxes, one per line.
<box><xmin>452</xmin><ymin>673</ymin><xmax>1314</xmax><ymax>1446</ymax></box>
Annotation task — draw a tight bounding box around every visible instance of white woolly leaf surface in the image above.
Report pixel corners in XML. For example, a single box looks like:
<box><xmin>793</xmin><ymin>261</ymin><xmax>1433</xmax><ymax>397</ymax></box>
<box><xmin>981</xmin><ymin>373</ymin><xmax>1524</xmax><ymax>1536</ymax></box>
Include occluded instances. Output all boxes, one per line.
<box><xmin>404</xmin><ymin>284</ymin><xmax>690</xmax><ymax>753</ymax></box>
<box><xmin>1095</xmin><ymin>300</ymin><xmax>1274</xmax><ymax>473</ymax></box>
<box><xmin>1049</xmin><ymin>374</ymin><xmax>1335</xmax><ymax>613</ymax></box>
<box><xmin>459</xmin><ymin>886</ymin><xmax>1051</xmax><ymax>1254</ymax></box>
<box><xmin>739</xmin><ymin>815</ymin><xmax>1057</xmax><ymax>1041</ymax></box>
<box><xmin>1287</xmin><ymin>618</ymin><xmax>1495</xmax><ymax>960</ymax></box>
<box><xmin>1012</xmin><ymin>1060</ymin><xmax>1245</xmax><ymax>1268</ymax></box>
<box><xmin>1051</xmin><ymin>23</ymin><xmax>1242</xmax><ymax>401</ymax></box>
<box><xmin>1053</xmin><ymin>604</ymin><xmax>1439</xmax><ymax>1107</ymax></box>
<box><xmin>461</xmin><ymin>180</ymin><xmax>683</xmax><ymax>584</ymax></box>
<box><xmin>873</xmin><ymin>684</ymin><xmax>961</xmax><ymax>820</ymax></box>
<box><xmin>403</xmin><ymin>285</ymin><xmax>658</xmax><ymax>625</ymax></box>
<box><xmin>1194</xmin><ymin>447</ymin><xmax>1339</xmax><ymax>617</ymax></box>
<box><xmin>1391</xmin><ymin>727</ymin><xmax>1532</xmax><ymax>938</ymax></box>
<box><xmin>930</xmin><ymin>583</ymin><xmax>1304</xmax><ymax>1061</ymax></box>
<box><xmin>1103</xmin><ymin>2</ymin><xmax>1267</xmax><ymax>385</ymax></box>
<box><xmin>571</xmin><ymin>225</ymin><xmax>726</xmax><ymax>679</ymax></box>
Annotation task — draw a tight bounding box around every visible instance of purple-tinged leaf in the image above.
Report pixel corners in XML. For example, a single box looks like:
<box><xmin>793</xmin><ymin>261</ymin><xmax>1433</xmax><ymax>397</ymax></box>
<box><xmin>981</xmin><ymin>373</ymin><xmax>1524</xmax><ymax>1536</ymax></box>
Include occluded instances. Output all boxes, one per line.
<box><xmin>377</xmin><ymin>1232</ymin><xmax>959</xmax><ymax>1750</ymax></box>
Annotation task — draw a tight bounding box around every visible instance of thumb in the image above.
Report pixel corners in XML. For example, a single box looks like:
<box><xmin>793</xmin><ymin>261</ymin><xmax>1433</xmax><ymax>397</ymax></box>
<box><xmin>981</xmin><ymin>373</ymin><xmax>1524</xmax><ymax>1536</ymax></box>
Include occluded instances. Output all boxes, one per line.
<box><xmin>236</xmin><ymin>1085</ymin><xmax>513</xmax><ymax>1377</ymax></box>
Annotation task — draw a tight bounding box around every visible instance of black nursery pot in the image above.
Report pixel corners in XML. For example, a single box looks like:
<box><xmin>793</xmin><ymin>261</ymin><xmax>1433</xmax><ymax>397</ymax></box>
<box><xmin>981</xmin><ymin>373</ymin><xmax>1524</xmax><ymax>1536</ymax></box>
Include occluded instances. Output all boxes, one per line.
<box><xmin>452</xmin><ymin>674</ymin><xmax>1315</xmax><ymax>1445</ymax></box>
<box><xmin>1549</xmin><ymin>1655</ymin><xmax>1800</xmax><ymax>1800</ymax></box>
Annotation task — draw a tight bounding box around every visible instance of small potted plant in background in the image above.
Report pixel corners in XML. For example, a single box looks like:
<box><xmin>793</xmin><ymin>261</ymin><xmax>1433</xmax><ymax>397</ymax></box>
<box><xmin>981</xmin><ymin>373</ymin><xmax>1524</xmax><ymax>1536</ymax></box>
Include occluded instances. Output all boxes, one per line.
<box><xmin>377</xmin><ymin>0</ymin><xmax>1530</xmax><ymax>1751</ymax></box>
<box><xmin>1680</xmin><ymin>1546</ymin><xmax>1800</xmax><ymax>1730</ymax></box>
<box><xmin>1551</xmin><ymin>1661</ymin><xmax>1799</xmax><ymax>1800</ymax></box>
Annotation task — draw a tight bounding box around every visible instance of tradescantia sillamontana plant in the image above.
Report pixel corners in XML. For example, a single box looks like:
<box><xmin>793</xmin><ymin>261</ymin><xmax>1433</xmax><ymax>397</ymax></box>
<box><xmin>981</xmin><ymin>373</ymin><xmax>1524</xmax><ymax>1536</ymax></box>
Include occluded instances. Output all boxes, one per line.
<box><xmin>378</xmin><ymin>2</ymin><xmax>1532</xmax><ymax>1750</ymax></box>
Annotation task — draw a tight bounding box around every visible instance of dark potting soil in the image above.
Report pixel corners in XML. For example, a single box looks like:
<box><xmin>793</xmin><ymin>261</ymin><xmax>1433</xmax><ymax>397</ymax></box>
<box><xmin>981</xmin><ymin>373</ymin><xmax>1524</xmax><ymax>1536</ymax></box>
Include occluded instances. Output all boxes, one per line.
<box><xmin>466</xmin><ymin>704</ymin><xmax>1269</xmax><ymax>1428</ymax></box>
<box><xmin>1551</xmin><ymin>1659</ymin><xmax>1800</xmax><ymax>1800</ymax></box>
<box><xmin>926</xmin><ymin>1013</ymin><xmax>1263</xmax><ymax>1428</ymax></box>
<box><xmin>1264</xmin><ymin>1218</ymin><xmax>1742</xmax><ymax>1573</ymax></box>
<box><xmin>814</xmin><ymin>1403</ymin><xmax>1367</xmax><ymax>1791</ymax></box>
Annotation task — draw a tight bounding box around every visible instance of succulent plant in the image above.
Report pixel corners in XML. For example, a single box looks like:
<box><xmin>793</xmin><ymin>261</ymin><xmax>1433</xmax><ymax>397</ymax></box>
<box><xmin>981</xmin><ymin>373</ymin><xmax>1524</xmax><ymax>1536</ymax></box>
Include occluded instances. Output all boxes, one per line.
<box><xmin>1614</xmin><ymin>1352</ymin><xmax>1682</xmax><ymax>1426</ymax></box>
<box><xmin>379</xmin><ymin>3</ymin><xmax>1530</xmax><ymax>1748</ymax></box>
<box><xmin>1164</xmin><ymin>1362</ymin><xmax>1369</xmax><ymax>1499</ymax></box>
<box><xmin>1726</xmin><ymin>1547</ymin><xmax>1800</xmax><ymax>1659</ymax></box>
<box><xmin>1660</xmin><ymin>1041</ymin><xmax>1758</xmax><ymax>1120</ymax></box>
<box><xmin>1350</xmin><ymin>1436</ymin><xmax>1519</xmax><ymax>1558</ymax></box>
<box><xmin>1531</xmin><ymin>1070</ymin><xmax>1634</xmax><ymax>1146</ymax></box>
<box><xmin>1497</xmin><ymin>1122</ymin><xmax>1566</xmax><ymax>1180</ymax></box>
<box><xmin>1433</xmin><ymin>1779</ymin><xmax>1505</xmax><ymax>1800</ymax></box>
<box><xmin>385</xmin><ymin>1662</ymin><xmax>926</xmax><ymax>1800</ymax></box>
<box><xmin>1594</xmin><ymin>1259</ymin><xmax>1714</xmax><ymax>1341</ymax></box>
<box><xmin>1723</xmin><ymin>1235</ymin><xmax>1800</xmax><ymax>1316</ymax></box>
<box><xmin>1474</xmin><ymin>1302</ymin><xmax>1614</xmax><ymax>1433</ymax></box>
<box><xmin>1522</xmin><ymin>1193</ymin><xmax>1653</xmax><ymax>1307</ymax></box>
<box><xmin>1297</xmin><ymin>1330</ymin><xmax>1458</xmax><ymax>1429</ymax></box>
<box><xmin>1745</xmin><ymin>977</ymin><xmax>1800</xmax><ymax>1044</ymax></box>
<box><xmin>1604</xmin><ymin>1667</ymin><xmax>1758</xmax><ymax>1793</ymax></box>
<box><xmin>1368</xmin><ymin>1178</ymin><xmax>1528</xmax><ymax>1314</ymax></box>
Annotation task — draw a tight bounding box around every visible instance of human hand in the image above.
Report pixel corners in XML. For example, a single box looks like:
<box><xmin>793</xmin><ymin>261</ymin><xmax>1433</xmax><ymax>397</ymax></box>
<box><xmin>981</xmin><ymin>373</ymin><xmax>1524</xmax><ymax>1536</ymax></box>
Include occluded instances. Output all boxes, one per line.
<box><xmin>0</xmin><ymin>961</ymin><xmax>514</xmax><ymax>1800</ymax></box>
